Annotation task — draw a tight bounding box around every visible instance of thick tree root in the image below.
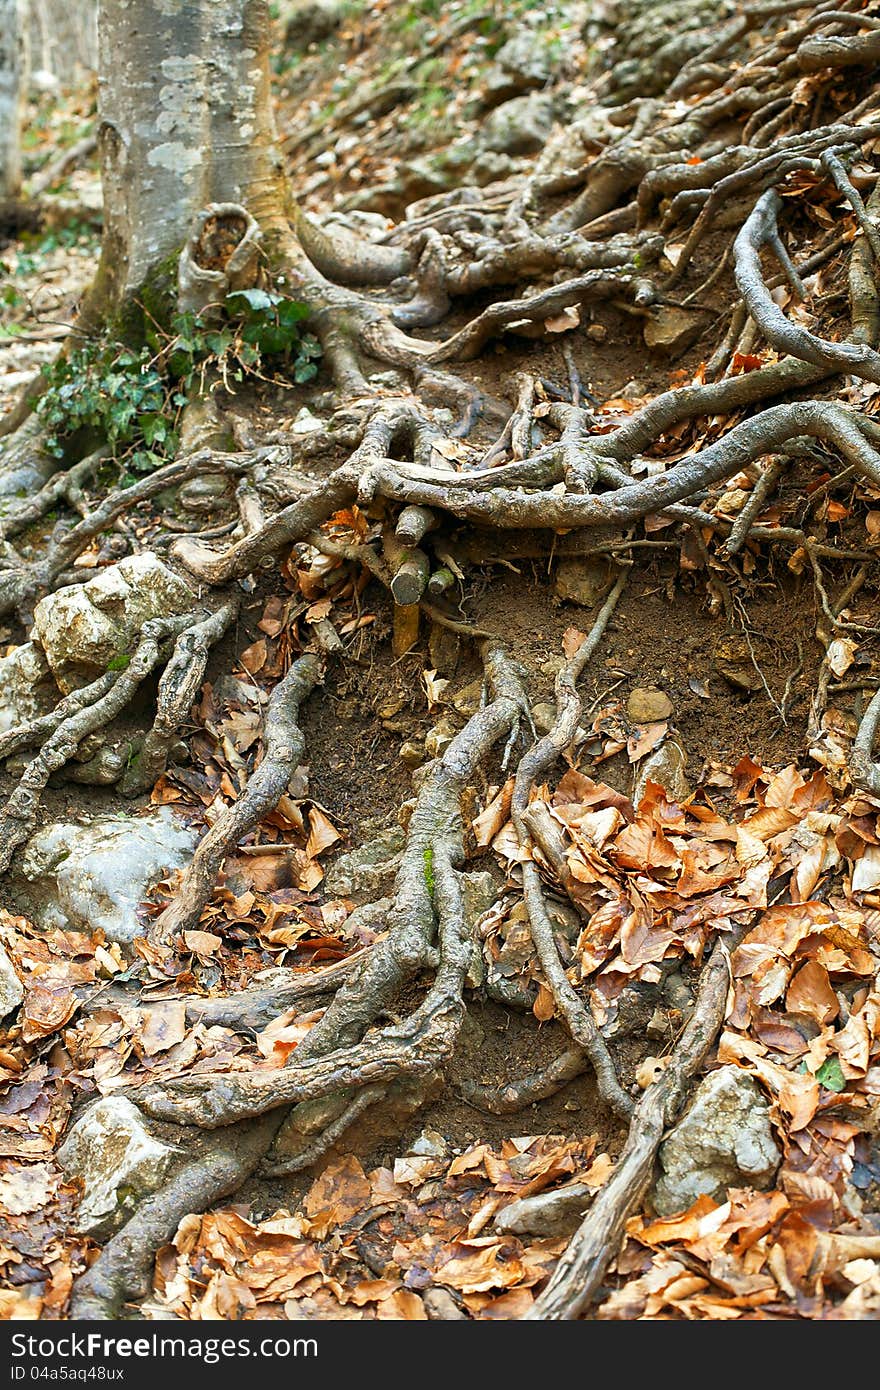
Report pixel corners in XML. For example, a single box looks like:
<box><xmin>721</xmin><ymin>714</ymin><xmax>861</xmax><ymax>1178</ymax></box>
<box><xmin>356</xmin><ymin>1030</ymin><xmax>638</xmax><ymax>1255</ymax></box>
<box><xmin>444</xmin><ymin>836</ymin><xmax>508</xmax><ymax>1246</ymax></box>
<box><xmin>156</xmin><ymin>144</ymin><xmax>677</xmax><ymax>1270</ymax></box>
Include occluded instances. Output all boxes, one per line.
<box><xmin>0</xmin><ymin>612</ymin><xmax>200</xmax><ymax>876</ymax></box>
<box><xmin>69</xmin><ymin>1114</ymin><xmax>283</xmax><ymax>1320</ymax></box>
<box><xmin>122</xmin><ymin>601</ymin><xmax>239</xmax><ymax>796</ymax></box>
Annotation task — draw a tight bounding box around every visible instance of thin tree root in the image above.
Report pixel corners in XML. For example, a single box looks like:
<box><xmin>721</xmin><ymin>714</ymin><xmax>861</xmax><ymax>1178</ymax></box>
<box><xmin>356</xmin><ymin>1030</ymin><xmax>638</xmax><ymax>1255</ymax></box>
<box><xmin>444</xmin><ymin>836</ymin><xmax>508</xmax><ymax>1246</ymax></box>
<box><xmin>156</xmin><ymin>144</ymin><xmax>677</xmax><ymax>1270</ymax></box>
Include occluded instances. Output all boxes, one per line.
<box><xmin>525</xmin><ymin>930</ymin><xmax>745</xmax><ymax>1320</ymax></box>
<box><xmin>153</xmin><ymin>652</ymin><xmax>323</xmax><ymax>943</ymax></box>
<box><xmin>512</xmin><ymin>572</ymin><xmax>633</xmax><ymax>1120</ymax></box>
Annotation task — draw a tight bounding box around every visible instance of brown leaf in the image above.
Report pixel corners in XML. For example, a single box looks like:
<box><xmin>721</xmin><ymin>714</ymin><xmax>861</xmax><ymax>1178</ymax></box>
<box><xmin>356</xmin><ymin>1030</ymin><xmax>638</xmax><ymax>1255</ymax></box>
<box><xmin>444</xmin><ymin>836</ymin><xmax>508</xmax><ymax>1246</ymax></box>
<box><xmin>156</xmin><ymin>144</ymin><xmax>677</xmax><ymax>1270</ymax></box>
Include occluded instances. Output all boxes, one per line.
<box><xmin>472</xmin><ymin>780</ymin><xmax>514</xmax><ymax>848</ymax></box>
<box><xmin>239</xmin><ymin>639</ymin><xmax>268</xmax><ymax>674</ymax></box>
<box><xmin>562</xmin><ymin>626</ymin><xmax>586</xmax><ymax>659</ymax></box>
<box><xmin>532</xmin><ymin>982</ymin><xmax>556</xmax><ymax>1022</ymax></box>
<box><xmin>785</xmin><ymin>960</ymin><xmax>839</xmax><ymax>1025</ymax></box>
<box><xmin>138</xmin><ymin>1000</ymin><xmax>187</xmax><ymax>1056</ymax></box>
<box><xmin>305</xmin><ymin>806</ymin><xmax>341</xmax><ymax>860</ymax></box>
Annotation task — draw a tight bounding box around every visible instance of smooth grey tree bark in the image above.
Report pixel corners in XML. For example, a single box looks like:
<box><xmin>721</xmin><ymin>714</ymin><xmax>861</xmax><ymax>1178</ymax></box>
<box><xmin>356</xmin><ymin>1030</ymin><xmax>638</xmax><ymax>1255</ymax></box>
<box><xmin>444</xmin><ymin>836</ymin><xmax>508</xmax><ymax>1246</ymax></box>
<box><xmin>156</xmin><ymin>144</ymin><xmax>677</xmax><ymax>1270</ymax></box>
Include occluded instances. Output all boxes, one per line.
<box><xmin>0</xmin><ymin>0</ymin><xmax>28</xmax><ymax>201</ymax></box>
<box><xmin>29</xmin><ymin>0</ymin><xmax>97</xmax><ymax>88</ymax></box>
<box><xmin>87</xmin><ymin>0</ymin><xmax>289</xmax><ymax>326</ymax></box>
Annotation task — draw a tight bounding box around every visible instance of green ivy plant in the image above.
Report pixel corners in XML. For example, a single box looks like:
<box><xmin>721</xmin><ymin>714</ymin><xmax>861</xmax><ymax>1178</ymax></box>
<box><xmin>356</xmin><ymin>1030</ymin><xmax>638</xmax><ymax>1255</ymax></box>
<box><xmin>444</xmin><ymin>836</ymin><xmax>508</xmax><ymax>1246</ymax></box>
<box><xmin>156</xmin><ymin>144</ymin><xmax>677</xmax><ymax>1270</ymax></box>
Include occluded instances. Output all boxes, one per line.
<box><xmin>34</xmin><ymin>287</ymin><xmax>321</xmax><ymax>474</ymax></box>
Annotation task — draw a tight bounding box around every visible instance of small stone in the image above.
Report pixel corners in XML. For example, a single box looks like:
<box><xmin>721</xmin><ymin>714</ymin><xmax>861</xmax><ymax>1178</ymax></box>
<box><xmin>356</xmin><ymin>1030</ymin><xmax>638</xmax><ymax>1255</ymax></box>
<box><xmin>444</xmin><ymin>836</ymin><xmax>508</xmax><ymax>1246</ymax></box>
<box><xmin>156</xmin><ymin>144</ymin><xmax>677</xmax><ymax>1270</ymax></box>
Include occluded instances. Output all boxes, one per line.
<box><xmin>721</xmin><ymin>666</ymin><xmax>762</xmax><ymax>693</ymax></box>
<box><xmin>324</xmin><ymin>826</ymin><xmax>406</xmax><ymax>900</ymax></box>
<box><xmin>716</xmin><ymin>487</ymin><xmax>749</xmax><ymax>515</ymax></box>
<box><xmin>451</xmin><ymin>679</ymin><xmax>484</xmax><ymax>718</ymax></box>
<box><xmin>495</xmin><ymin>1184</ymin><xmax>592</xmax><ymax>1238</ymax></box>
<box><xmin>290</xmin><ymin>407</ymin><xmax>324</xmax><ymax>435</ymax></box>
<box><xmin>554</xmin><ymin>557</ymin><xmax>611</xmax><ymax>608</ymax></box>
<box><xmin>480</xmin><ymin>93</ymin><xmax>555</xmax><ymax>156</ymax></box>
<box><xmin>57</xmin><ymin>1097</ymin><xmax>177</xmax><ymax>1236</ymax></box>
<box><xmin>0</xmin><ymin>642</ymin><xmax>58</xmax><ymax>736</ymax></box>
<box><xmin>531</xmin><ymin>702</ymin><xmax>557</xmax><ymax>734</ymax></box>
<box><xmin>32</xmin><ymin>554</ymin><xmax>196</xmax><ymax>692</ymax></box>
<box><xmin>423</xmin><ymin>1288</ymin><xmax>467</xmax><ymax>1320</ymax></box>
<box><xmin>399</xmin><ymin>739</ymin><xmax>426</xmax><ymax>769</ymax></box>
<box><xmin>646</xmin><ymin>1007</ymin><xmax>668</xmax><ymax>1040</ymax></box>
<box><xmin>409</xmin><ymin>1128</ymin><xmax>448</xmax><ymax>1159</ymax></box>
<box><xmin>644</xmin><ymin>306</ymin><xmax>706</xmax><ymax>355</ymax></box>
<box><xmin>627</xmin><ymin>687</ymin><xmax>673</xmax><ymax>723</ymax></box>
<box><xmin>586</xmin><ymin>322</ymin><xmax>608</xmax><ymax>342</ymax></box>
<box><xmin>652</xmin><ymin>1065</ymin><xmax>781</xmax><ymax>1217</ymax></box>
<box><xmin>10</xmin><ymin>809</ymin><xmax>197</xmax><ymax>945</ymax></box>
<box><xmin>0</xmin><ymin>946</ymin><xmax>23</xmax><ymax>1021</ymax></box>
<box><xmin>633</xmin><ymin>738</ymin><xmax>690</xmax><ymax>805</ymax></box>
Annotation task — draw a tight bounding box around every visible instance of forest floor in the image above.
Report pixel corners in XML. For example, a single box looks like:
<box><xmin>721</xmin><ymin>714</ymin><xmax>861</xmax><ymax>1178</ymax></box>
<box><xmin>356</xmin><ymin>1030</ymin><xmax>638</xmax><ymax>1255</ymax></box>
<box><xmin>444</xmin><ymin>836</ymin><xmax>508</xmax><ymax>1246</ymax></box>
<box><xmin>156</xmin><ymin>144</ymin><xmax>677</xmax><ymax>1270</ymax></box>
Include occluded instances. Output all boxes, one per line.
<box><xmin>2</xmin><ymin>0</ymin><xmax>880</xmax><ymax>1322</ymax></box>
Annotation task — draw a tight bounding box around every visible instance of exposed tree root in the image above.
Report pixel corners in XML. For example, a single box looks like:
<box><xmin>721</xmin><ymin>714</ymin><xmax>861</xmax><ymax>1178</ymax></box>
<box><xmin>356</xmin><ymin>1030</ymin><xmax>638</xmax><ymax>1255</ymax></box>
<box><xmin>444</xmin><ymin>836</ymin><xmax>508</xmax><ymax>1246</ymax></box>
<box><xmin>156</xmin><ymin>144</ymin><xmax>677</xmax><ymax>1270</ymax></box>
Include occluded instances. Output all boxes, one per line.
<box><xmin>11</xmin><ymin>0</ymin><xmax>880</xmax><ymax>1324</ymax></box>
<box><xmin>153</xmin><ymin>651</ymin><xmax>323</xmax><ymax>943</ymax></box>
<box><xmin>526</xmin><ymin>930</ymin><xmax>745</xmax><ymax>1319</ymax></box>
<box><xmin>512</xmin><ymin>572</ymin><xmax>633</xmax><ymax>1120</ymax></box>
<box><xmin>0</xmin><ymin>612</ymin><xmax>201</xmax><ymax>875</ymax></box>
<box><xmin>69</xmin><ymin>1114</ymin><xmax>283</xmax><ymax>1321</ymax></box>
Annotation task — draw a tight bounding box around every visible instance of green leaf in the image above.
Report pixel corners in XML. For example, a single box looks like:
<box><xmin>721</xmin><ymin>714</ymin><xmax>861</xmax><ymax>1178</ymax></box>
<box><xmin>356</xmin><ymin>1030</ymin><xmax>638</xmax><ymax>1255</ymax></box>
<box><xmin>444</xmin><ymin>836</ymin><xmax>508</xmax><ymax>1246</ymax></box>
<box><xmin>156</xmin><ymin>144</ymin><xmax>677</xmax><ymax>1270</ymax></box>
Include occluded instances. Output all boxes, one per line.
<box><xmin>815</xmin><ymin>1056</ymin><xmax>846</xmax><ymax>1093</ymax></box>
<box><xmin>227</xmin><ymin>287</ymin><xmax>278</xmax><ymax>315</ymax></box>
<box><xmin>276</xmin><ymin>298</ymin><xmax>310</xmax><ymax>328</ymax></box>
<box><xmin>139</xmin><ymin>413</ymin><xmax>167</xmax><ymax>447</ymax></box>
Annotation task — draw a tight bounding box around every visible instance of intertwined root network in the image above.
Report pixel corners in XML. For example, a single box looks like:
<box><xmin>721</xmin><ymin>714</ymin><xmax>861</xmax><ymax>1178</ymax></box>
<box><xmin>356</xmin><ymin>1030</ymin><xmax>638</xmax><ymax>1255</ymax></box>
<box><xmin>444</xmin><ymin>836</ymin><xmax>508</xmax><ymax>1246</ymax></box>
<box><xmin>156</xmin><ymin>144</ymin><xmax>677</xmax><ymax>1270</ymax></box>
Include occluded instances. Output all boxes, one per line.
<box><xmin>2</xmin><ymin>0</ymin><xmax>880</xmax><ymax>1321</ymax></box>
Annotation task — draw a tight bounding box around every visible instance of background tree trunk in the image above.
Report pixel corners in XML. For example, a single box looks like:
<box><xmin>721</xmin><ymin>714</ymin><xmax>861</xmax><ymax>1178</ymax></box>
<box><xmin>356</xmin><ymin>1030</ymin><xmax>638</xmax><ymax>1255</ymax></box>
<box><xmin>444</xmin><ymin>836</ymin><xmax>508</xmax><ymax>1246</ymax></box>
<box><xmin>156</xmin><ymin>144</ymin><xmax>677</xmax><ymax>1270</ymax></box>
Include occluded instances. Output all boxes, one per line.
<box><xmin>89</xmin><ymin>0</ymin><xmax>288</xmax><ymax>328</ymax></box>
<box><xmin>29</xmin><ymin>0</ymin><xmax>97</xmax><ymax>89</ymax></box>
<box><xmin>0</xmin><ymin>0</ymin><xmax>29</xmax><ymax>201</ymax></box>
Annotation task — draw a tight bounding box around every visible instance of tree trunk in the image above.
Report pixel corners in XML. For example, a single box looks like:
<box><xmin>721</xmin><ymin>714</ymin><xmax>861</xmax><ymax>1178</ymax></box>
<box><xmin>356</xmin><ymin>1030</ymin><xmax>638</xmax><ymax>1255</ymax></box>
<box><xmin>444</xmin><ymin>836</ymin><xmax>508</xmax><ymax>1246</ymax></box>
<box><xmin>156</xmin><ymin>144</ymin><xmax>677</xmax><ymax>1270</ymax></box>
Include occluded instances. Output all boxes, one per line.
<box><xmin>87</xmin><ymin>0</ymin><xmax>288</xmax><ymax>329</ymax></box>
<box><xmin>29</xmin><ymin>0</ymin><xmax>97</xmax><ymax>88</ymax></box>
<box><xmin>0</xmin><ymin>0</ymin><xmax>28</xmax><ymax>201</ymax></box>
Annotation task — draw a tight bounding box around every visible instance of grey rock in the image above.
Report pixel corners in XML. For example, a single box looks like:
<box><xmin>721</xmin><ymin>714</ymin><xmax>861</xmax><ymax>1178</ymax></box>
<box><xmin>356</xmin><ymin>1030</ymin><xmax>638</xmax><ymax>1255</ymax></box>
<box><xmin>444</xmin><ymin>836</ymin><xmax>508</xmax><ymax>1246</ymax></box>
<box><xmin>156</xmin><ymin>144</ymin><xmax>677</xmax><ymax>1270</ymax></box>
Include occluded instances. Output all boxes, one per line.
<box><xmin>283</xmin><ymin>0</ymin><xmax>344</xmax><ymax>49</ymax></box>
<box><xmin>451</xmin><ymin>679</ymin><xmax>484</xmax><ymax>718</ymax></box>
<box><xmin>532</xmin><ymin>702</ymin><xmax>557</xmax><ymax>735</ymax></box>
<box><xmin>423</xmin><ymin>1288</ymin><xmax>467</xmax><ymax>1320</ymax></box>
<box><xmin>480</xmin><ymin>93</ymin><xmax>555</xmax><ymax>156</ymax></box>
<box><xmin>32</xmin><ymin>554</ymin><xmax>195</xmax><ymax>692</ymax></box>
<box><xmin>627</xmin><ymin>686</ymin><xmax>673</xmax><ymax>723</ymax></box>
<box><xmin>483</xmin><ymin>28</ymin><xmax>555</xmax><ymax>103</ymax></box>
<box><xmin>644</xmin><ymin>306</ymin><xmax>706</xmax><ymax>356</ymax></box>
<box><xmin>58</xmin><ymin>1097</ymin><xmax>177</xmax><ymax>1236</ymax></box>
<box><xmin>652</xmin><ymin>1066</ymin><xmax>781</xmax><ymax>1216</ymax></box>
<box><xmin>409</xmin><ymin>1128</ymin><xmax>449</xmax><ymax>1159</ymax></box>
<box><xmin>0</xmin><ymin>946</ymin><xmax>23</xmax><ymax>1021</ymax></box>
<box><xmin>11</xmin><ymin>808</ymin><xmax>197</xmax><ymax>945</ymax></box>
<box><xmin>633</xmin><ymin>739</ymin><xmax>689</xmax><ymax>805</ymax></box>
<box><xmin>554</xmin><ymin>557</ymin><xmax>611</xmax><ymax>608</ymax></box>
<box><xmin>0</xmin><ymin>642</ymin><xmax>58</xmax><ymax>736</ymax></box>
<box><xmin>324</xmin><ymin>826</ymin><xmax>406</xmax><ymax>900</ymax></box>
<box><xmin>495</xmin><ymin>1183</ymin><xmax>592</xmax><ymax>1237</ymax></box>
